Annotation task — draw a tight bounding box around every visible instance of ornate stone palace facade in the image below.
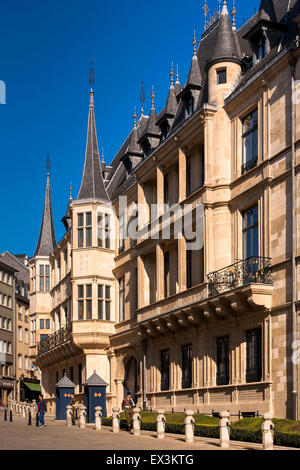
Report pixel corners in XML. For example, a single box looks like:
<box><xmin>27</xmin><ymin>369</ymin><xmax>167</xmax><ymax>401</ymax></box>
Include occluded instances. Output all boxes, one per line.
<box><xmin>30</xmin><ymin>0</ymin><xmax>300</xmax><ymax>419</ymax></box>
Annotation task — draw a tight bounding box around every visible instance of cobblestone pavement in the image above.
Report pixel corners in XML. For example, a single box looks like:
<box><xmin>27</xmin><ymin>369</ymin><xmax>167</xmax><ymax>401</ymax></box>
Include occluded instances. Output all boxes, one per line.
<box><xmin>0</xmin><ymin>413</ymin><xmax>296</xmax><ymax>451</ymax></box>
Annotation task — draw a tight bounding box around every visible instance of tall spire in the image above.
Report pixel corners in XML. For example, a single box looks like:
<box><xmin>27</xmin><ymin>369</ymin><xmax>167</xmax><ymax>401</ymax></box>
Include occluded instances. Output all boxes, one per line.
<box><xmin>207</xmin><ymin>0</ymin><xmax>242</xmax><ymax>68</ymax></box>
<box><xmin>77</xmin><ymin>64</ymin><xmax>109</xmax><ymax>201</ymax></box>
<box><xmin>34</xmin><ymin>158</ymin><xmax>56</xmax><ymax>257</ymax></box>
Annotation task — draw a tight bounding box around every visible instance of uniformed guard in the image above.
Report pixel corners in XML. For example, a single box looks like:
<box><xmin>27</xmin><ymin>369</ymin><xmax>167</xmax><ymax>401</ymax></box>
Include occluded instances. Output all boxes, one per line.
<box><xmin>122</xmin><ymin>392</ymin><xmax>135</xmax><ymax>432</ymax></box>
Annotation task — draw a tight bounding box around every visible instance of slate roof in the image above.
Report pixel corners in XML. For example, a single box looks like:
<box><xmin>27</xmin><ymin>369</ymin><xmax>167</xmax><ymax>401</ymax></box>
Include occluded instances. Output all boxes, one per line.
<box><xmin>0</xmin><ymin>251</ymin><xmax>29</xmax><ymax>288</ymax></box>
<box><xmin>77</xmin><ymin>89</ymin><xmax>110</xmax><ymax>202</ymax></box>
<box><xmin>104</xmin><ymin>0</ymin><xmax>300</xmax><ymax>201</ymax></box>
<box><xmin>56</xmin><ymin>374</ymin><xmax>75</xmax><ymax>388</ymax></box>
<box><xmin>208</xmin><ymin>1</ymin><xmax>242</xmax><ymax>67</ymax></box>
<box><xmin>84</xmin><ymin>371</ymin><xmax>108</xmax><ymax>387</ymax></box>
<box><xmin>34</xmin><ymin>174</ymin><xmax>57</xmax><ymax>257</ymax></box>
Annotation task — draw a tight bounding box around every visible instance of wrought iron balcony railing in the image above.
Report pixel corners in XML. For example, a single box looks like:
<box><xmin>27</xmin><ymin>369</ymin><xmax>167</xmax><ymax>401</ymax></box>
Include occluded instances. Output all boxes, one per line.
<box><xmin>207</xmin><ymin>257</ymin><xmax>272</xmax><ymax>297</ymax></box>
<box><xmin>37</xmin><ymin>323</ymin><xmax>72</xmax><ymax>355</ymax></box>
<box><xmin>241</xmin><ymin>157</ymin><xmax>258</xmax><ymax>175</ymax></box>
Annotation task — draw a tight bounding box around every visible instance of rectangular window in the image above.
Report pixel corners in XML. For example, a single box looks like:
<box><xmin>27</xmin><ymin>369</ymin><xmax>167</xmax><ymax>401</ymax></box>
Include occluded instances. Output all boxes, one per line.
<box><xmin>164</xmin><ymin>252</ymin><xmax>170</xmax><ymax>298</ymax></box>
<box><xmin>186</xmin><ymin>156</ymin><xmax>191</xmax><ymax>197</ymax></box>
<box><xmin>78</xmin><ymin>213</ymin><xmax>84</xmax><ymax>248</ymax></box>
<box><xmin>246</xmin><ymin>328</ymin><xmax>262</xmax><ymax>383</ymax></box>
<box><xmin>70</xmin><ymin>366</ymin><xmax>74</xmax><ymax>382</ymax></box>
<box><xmin>161</xmin><ymin>349</ymin><xmax>170</xmax><ymax>391</ymax></box>
<box><xmin>181</xmin><ymin>344</ymin><xmax>192</xmax><ymax>389</ymax></box>
<box><xmin>216</xmin><ymin>336</ymin><xmax>230</xmax><ymax>386</ymax></box>
<box><xmin>217</xmin><ymin>68</ymin><xmax>227</xmax><ymax>84</ymax></box>
<box><xmin>163</xmin><ymin>174</ymin><xmax>169</xmax><ymax>206</ymax></box>
<box><xmin>119</xmin><ymin>277</ymin><xmax>125</xmax><ymax>323</ymax></box>
<box><xmin>98</xmin><ymin>213</ymin><xmax>111</xmax><ymax>249</ymax></box>
<box><xmin>242</xmin><ymin>204</ymin><xmax>259</xmax><ymax>260</ymax></box>
<box><xmin>186</xmin><ymin>249</ymin><xmax>192</xmax><ymax>289</ymax></box>
<box><xmin>39</xmin><ymin>265</ymin><xmax>50</xmax><ymax>292</ymax></box>
<box><xmin>118</xmin><ymin>213</ymin><xmax>125</xmax><ymax>254</ymax></box>
<box><xmin>46</xmin><ymin>319</ymin><xmax>50</xmax><ymax>330</ymax></box>
<box><xmin>40</xmin><ymin>319</ymin><xmax>44</xmax><ymax>329</ymax></box>
<box><xmin>85</xmin><ymin>212</ymin><xmax>92</xmax><ymax>247</ymax></box>
<box><xmin>242</xmin><ymin>109</ymin><xmax>258</xmax><ymax>174</ymax></box>
<box><xmin>98</xmin><ymin>285</ymin><xmax>112</xmax><ymax>321</ymax></box>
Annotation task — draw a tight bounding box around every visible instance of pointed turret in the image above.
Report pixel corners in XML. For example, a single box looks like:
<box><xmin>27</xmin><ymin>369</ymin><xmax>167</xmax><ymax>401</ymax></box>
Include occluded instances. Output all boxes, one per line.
<box><xmin>138</xmin><ymin>87</ymin><xmax>161</xmax><ymax>156</ymax></box>
<box><xmin>77</xmin><ymin>82</ymin><xmax>109</xmax><ymax>202</ymax></box>
<box><xmin>207</xmin><ymin>0</ymin><xmax>242</xmax><ymax>68</ymax></box>
<box><xmin>34</xmin><ymin>169</ymin><xmax>56</xmax><ymax>257</ymax></box>
<box><xmin>157</xmin><ymin>64</ymin><xmax>178</xmax><ymax>139</ymax></box>
<box><xmin>186</xmin><ymin>31</ymin><xmax>202</xmax><ymax>89</ymax></box>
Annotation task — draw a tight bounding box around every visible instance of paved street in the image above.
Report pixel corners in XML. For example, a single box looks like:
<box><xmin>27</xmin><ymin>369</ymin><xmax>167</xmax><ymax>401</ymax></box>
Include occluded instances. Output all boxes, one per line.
<box><xmin>0</xmin><ymin>412</ymin><xmax>297</xmax><ymax>451</ymax></box>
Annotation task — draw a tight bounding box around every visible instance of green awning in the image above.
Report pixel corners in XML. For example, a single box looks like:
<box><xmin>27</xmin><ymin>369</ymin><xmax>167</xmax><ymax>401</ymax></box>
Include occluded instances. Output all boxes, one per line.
<box><xmin>24</xmin><ymin>382</ymin><xmax>41</xmax><ymax>392</ymax></box>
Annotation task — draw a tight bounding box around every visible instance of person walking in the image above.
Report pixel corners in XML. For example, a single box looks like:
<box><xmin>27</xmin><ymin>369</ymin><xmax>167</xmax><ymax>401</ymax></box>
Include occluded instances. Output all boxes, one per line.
<box><xmin>37</xmin><ymin>394</ymin><xmax>47</xmax><ymax>428</ymax></box>
<box><xmin>122</xmin><ymin>392</ymin><xmax>135</xmax><ymax>432</ymax></box>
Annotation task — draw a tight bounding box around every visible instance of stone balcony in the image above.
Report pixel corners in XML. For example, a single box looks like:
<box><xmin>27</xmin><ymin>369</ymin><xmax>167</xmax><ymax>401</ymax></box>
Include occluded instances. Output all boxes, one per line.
<box><xmin>136</xmin><ymin>257</ymin><xmax>273</xmax><ymax>339</ymax></box>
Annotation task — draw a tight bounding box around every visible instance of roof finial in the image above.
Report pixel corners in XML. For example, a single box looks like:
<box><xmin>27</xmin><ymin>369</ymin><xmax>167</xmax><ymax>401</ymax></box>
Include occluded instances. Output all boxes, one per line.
<box><xmin>170</xmin><ymin>62</ymin><xmax>175</xmax><ymax>87</ymax></box>
<box><xmin>151</xmin><ymin>86</ymin><xmax>155</xmax><ymax>110</ymax></box>
<box><xmin>192</xmin><ymin>30</ymin><xmax>198</xmax><ymax>56</ymax></box>
<box><xmin>231</xmin><ymin>0</ymin><xmax>237</xmax><ymax>30</ymax></box>
<box><xmin>218</xmin><ymin>0</ymin><xmax>222</xmax><ymax>15</ymax></box>
<box><xmin>89</xmin><ymin>60</ymin><xmax>95</xmax><ymax>89</ymax></box>
<box><xmin>140</xmin><ymin>81</ymin><xmax>145</xmax><ymax>116</ymax></box>
<box><xmin>69</xmin><ymin>182</ymin><xmax>73</xmax><ymax>200</ymax></box>
<box><xmin>176</xmin><ymin>64</ymin><xmax>180</xmax><ymax>83</ymax></box>
<box><xmin>203</xmin><ymin>0</ymin><xmax>209</xmax><ymax>29</ymax></box>
<box><xmin>133</xmin><ymin>106</ymin><xmax>137</xmax><ymax>127</ymax></box>
<box><xmin>101</xmin><ymin>147</ymin><xmax>105</xmax><ymax>163</ymax></box>
<box><xmin>46</xmin><ymin>154</ymin><xmax>50</xmax><ymax>186</ymax></box>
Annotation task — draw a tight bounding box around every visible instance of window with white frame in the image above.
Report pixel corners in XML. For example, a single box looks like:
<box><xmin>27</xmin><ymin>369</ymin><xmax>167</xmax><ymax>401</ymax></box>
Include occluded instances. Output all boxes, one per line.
<box><xmin>98</xmin><ymin>285</ymin><xmax>111</xmax><ymax>321</ymax></box>
<box><xmin>98</xmin><ymin>213</ymin><xmax>111</xmax><ymax>249</ymax></box>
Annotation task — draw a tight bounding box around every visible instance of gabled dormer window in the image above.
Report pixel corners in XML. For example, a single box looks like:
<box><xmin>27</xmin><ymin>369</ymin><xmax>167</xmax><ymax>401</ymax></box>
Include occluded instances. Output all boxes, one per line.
<box><xmin>123</xmin><ymin>157</ymin><xmax>132</xmax><ymax>178</ymax></box>
<box><xmin>160</xmin><ymin>121</ymin><xmax>170</xmax><ymax>141</ymax></box>
<box><xmin>185</xmin><ymin>93</ymin><xmax>194</xmax><ymax>119</ymax></box>
<box><xmin>252</xmin><ymin>32</ymin><xmax>267</xmax><ymax>63</ymax></box>
<box><xmin>141</xmin><ymin>139</ymin><xmax>151</xmax><ymax>157</ymax></box>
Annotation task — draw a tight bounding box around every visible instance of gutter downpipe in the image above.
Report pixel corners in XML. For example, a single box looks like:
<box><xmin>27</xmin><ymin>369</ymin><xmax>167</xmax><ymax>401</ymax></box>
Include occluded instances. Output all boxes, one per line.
<box><xmin>289</xmin><ymin>53</ymin><xmax>298</xmax><ymax>421</ymax></box>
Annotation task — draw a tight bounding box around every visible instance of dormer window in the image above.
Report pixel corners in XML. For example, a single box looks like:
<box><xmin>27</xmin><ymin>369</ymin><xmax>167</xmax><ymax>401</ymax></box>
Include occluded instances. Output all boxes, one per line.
<box><xmin>141</xmin><ymin>139</ymin><xmax>151</xmax><ymax>157</ymax></box>
<box><xmin>217</xmin><ymin>68</ymin><xmax>227</xmax><ymax>85</ymax></box>
<box><xmin>123</xmin><ymin>157</ymin><xmax>132</xmax><ymax>178</ymax></box>
<box><xmin>184</xmin><ymin>93</ymin><xmax>194</xmax><ymax>119</ymax></box>
<box><xmin>256</xmin><ymin>35</ymin><xmax>266</xmax><ymax>62</ymax></box>
<box><xmin>160</xmin><ymin>121</ymin><xmax>170</xmax><ymax>141</ymax></box>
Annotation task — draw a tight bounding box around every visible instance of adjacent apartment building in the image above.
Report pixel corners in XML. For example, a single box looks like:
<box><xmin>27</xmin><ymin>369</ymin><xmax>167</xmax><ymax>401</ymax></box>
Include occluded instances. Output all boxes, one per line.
<box><xmin>0</xmin><ymin>261</ymin><xmax>16</xmax><ymax>403</ymax></box>
<box><xmin>0</xmin><ymin>252</ymin><xmax>41</xmax><ymax>402</ymax></box>
<box><xmin>30</xmin><ymin>0</ymin><xmax>300</xmax><ymax>420</ymax></box>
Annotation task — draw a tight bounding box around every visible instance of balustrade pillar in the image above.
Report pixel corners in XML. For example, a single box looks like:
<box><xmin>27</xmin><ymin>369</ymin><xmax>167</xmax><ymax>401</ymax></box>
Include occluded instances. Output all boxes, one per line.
<box><xmin>112</xmin><ymin>407</ymin><xmax>120</xmax><ymax>433</ymax></box>
<box><xmin>94</xmin><ymin>406</ymin><xmax>102</xmax><ymax>431</ymax></box>
<box><xmin>184</xmin><ymin>410</ymin><xmax>195</xmax><ymax>443</ymax></box>
<box><xmin>156</xmin><ymin>409</ymin><xmax>166</xmax><ymax>439</ymax></box>
<box><xmin>219</xmin><ymin>411</ymin><xmax>231</xmax><ymax>449</ymax></box>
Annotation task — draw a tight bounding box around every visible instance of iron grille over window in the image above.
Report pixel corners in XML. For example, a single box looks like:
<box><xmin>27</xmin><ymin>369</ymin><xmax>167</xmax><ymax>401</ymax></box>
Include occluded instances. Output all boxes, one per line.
<box><xmin>246</xmin><ymin>328</ymin><xmax>262</xmax><ymax>383</ymax></box>
<box><xmin>161</xmin><ymin>349</ymin><xmax>170</xmax><ymax>391</ymax></box>
<box><xmin>181</xmin><ymin>344</ymin><xmax>192</xmax><ymax>389</ymax></box>
<box><xmin>216</xmin><ymin>336</ymin><xmax>230</xmax><ymax>386</ymax></box>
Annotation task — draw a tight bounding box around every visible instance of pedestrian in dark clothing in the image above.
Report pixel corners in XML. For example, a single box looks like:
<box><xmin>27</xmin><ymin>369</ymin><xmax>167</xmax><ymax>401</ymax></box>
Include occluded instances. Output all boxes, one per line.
<box><xmin>38</xmin><ymin>394</ymin><xmax>47</xmax><ymax>428</ymax></box>
<box><xmin>122</xmin><ymin>392</ymin><xmax>135</xmax><ymax>431</ymax></box>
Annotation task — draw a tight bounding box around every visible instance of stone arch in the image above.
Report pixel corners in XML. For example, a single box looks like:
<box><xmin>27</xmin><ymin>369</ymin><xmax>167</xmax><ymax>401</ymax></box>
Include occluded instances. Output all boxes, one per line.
<box><xmin>123</xmin><ymin>355</ymin><xmax>139</xmax><ymax>405</ymax></box>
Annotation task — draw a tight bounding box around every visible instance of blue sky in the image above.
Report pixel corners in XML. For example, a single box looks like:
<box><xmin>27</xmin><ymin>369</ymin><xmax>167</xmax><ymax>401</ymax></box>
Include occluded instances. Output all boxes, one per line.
<box><xmin>0</xmin><ymin>0</ymin><xmax>260</xmax><ymax>257</ymax></box>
